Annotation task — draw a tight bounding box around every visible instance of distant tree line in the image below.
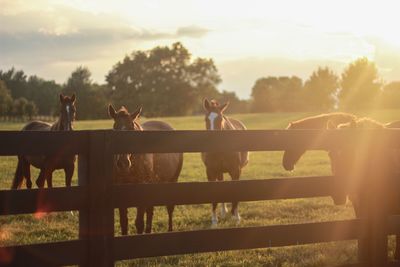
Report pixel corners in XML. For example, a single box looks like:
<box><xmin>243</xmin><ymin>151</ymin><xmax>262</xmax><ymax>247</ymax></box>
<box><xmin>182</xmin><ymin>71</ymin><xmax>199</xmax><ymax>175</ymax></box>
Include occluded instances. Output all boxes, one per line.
<box><xmin>251</xmin><ymin>57</ymin><xmax>399</xmax><ymax>113</ymax></box>
<box><xmin>1</xmin><ymin>43</ymin><xmax>400</xmax><ymax>120</ymax></box>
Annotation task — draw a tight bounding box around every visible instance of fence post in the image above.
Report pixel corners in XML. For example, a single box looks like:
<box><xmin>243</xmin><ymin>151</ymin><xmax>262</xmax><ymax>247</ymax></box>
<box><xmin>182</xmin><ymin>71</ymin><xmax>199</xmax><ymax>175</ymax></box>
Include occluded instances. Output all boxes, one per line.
<box><xmin>358</xmin><ymin>176</ymin><xmax>388</xmax><ymax>267</ymax></box>
<box><xmin>78</xmin><ymin>131</ymin><xmax>114</xmax><ymax>267</ymax></box>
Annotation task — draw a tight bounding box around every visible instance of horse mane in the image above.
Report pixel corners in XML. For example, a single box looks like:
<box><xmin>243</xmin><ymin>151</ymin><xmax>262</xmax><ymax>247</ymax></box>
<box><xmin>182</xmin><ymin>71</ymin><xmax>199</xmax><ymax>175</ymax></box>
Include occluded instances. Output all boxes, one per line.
<box><xmin>337</xmin><ymin>117</ymin><xmax>385</xmax><ymax>129</ymax></box>
<box><xmin>288</xmin><ymin>112</ymin><xmax>357</xmax><ymax>129</ymax></box>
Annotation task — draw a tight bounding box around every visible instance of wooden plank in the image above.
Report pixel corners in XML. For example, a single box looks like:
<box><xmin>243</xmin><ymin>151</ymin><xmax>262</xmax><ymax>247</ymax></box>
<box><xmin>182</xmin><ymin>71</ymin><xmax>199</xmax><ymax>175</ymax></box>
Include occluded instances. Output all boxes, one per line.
<box><xmin>113</xmin><ymin>176</ymin><xmax>335</xmax><ymax>207</ymax></box>
<box><xmin>387</xmin><ymin>215</ymin><xmax>400</xmax><ymax>234</ymax></box>
<box><xmin>0</xmin><ymin>187</ymin><xmax>86</xmax><ymax>215</ymax></box>
<box><xmin>0</xmin><ymin>130</ymin><xmax>89</xmax><ymax>156</ymax></box>
<box><xmin>109</xmin><ymin>129</ymin><xmax>400</xmax><ymax>154</ymax></box>
<box><xmin>0</xmin><ymin>240</ymin><xmax>85</xmax><ymax>266</ymax></box>
<box><xmin>114</xmin><ymin>219</ymin><xmax>361</xmax><ymax>260</ymax></box>
<box><xmin>1</xmin><ymin>129</ymin><xmax>400</xmax><ymax>155</ymax></box>
<box><xmin>78</xmin><ymin>132</ymin><xmax>114</xmax><ymax>267</ymax></box>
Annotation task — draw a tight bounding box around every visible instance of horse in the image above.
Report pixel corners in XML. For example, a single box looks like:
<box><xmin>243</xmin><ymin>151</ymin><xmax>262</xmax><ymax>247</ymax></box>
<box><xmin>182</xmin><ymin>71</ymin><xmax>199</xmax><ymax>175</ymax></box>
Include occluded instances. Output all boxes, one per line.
<box><xmin>108</xmin><ymin>104</ymin><xmax>183</xmax><ymax>235</ymax></box>
<box><xmin>201</xmin><ymin>99</ymin><xmax>249</xmax><ymax>226</ymax></box>
<box><xmin>11</xmin><ymin>94</ymin><xmax>76</xmax><ymax>189</ymax></box>
<box><xmin>327</xmin><ymin>117</ymin><xmax>400</xmax><ymax>260</ymax></box>
<box><xmin>282</xmin><ymin>112</ymin><xmax>357</xmax><ymax>172</ymax></box>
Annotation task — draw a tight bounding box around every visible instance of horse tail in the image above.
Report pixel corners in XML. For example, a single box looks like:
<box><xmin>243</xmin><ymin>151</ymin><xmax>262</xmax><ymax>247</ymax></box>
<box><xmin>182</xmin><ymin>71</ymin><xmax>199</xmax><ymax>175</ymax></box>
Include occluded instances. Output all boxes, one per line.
<box><xmin>11</xmin><ymin>156</ymin><xmax>25</xmax><ymax>189</ymax></box>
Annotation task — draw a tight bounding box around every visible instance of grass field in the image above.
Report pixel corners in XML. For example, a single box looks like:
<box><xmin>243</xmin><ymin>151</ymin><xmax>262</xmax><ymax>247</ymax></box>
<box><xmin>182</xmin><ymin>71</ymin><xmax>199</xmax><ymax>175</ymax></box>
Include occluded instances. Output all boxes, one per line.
<box><xmin>1</xmin><ymin>110</ymin><xmax>400</xmax><ymax>266</ymax></box>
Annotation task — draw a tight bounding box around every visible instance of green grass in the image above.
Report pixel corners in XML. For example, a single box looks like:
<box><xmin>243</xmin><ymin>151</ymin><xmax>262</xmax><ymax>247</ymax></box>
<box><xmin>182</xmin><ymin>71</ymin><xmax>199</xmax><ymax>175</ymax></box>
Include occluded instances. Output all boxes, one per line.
<box><xmin>2</xmin><ymin>110</ymin><xmax>400</xmax><ymax>266</ymax></box>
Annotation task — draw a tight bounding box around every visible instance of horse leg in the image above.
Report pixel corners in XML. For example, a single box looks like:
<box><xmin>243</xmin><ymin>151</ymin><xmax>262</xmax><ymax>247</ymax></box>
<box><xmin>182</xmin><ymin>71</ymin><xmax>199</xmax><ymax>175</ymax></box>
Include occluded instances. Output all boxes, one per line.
<box><xmin>229</xmin><ymin>167</ymin><xmax>242</xmax><ymax>224</ymax></box>
<box><xmin>216</xmin><ymin>173</ymin><xmax>228</xmax><ymax>218</ymax></box>
<box><xmin>46</xmin><ymin>172</ymin><xmax>53</xmax><ymax>188</ymax></box>
<box><xmin>22</xmin><ymin>158</ymin><xmax>32</xmax><ymax>189</ymax></box>
<box><xmin>135</xmin><ymin>207</ymin><xmax>145</xmax><ymax>234</ymax></box>
<box><xmin>119</xmin><ymin>207</ymin><xmax>128</xmax><ymax>235</ymax></box>
<box><xmin>64</xmin><ymin>163</ymin><xmax>74</xmax><ymax>187</ymax></box>
<box><xmin>145</xmin><ymin>206</ymin><xmax>154</xmax><ymax>234</ymax></box>
<box><xmin>167</xmin><ymin>205</ymin><xmax>175</xmax><ymax>232</ymax></box>
<box><xmin>12</xmin><ymin>156</ymin><xmax>26</xmax><ymax>189</ymax></box>
<box><xmin>207</xmin><ymin>168</ymin><xmax>218</xmax><ymax>227</ymax></box>
<box><xmin>36</xmin><ymin>169</ymin><xmax>46</xmax><ymax>188</ymax></box>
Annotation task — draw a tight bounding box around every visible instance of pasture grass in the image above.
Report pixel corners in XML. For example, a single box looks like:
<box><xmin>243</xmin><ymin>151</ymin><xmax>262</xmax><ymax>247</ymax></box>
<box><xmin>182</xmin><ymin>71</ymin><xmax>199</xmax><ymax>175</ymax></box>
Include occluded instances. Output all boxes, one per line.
<box><xmin>1</xmin><ymin>109</ymin><xmax>400</xmax><ymax>266</ymax></box>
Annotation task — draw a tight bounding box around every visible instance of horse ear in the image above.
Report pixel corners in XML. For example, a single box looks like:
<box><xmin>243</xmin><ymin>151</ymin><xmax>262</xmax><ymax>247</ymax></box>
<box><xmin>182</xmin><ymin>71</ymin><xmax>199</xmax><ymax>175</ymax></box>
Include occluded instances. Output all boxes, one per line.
<box><xmin>71</xmin><ymin>93</ymin><xmax>76</xmax><ymax>103</ymax></box>
<box><xmin>59</xmin><ymin>93</ymin><xmax>65</xmax><ymax>103</ymax></box>
<box><xmin>220</xmin><ymin>102</ymin><xmax>229</xmax><ymax>113</ymax></box>
<box><xmin>130</xmin><ymin>106</ymin><xmax>142</xmax><ymax>120</ymax></box>
<box><xmin>203</xmin><ymin>98</ymin><xmax>211</xmax><ymax>112</ymax></box>
<box><xmin>108</xmin><ymin>104</ymin><xmax>116</xmax><ymax>119</ymax></box>
<box><xmin>327</xmin><ymin>120</ymin><xmax>336</xmax><ymax>130</ymax></box>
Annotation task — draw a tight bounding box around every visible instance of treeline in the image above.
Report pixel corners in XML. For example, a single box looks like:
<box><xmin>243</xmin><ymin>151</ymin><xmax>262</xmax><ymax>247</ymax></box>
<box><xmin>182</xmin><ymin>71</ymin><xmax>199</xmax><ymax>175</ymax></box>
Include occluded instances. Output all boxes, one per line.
<box><xmin>1</xmin><ymin>43</ymin><xmax>400</xmax><ymax>120</ymax></box>
<box><xmin>251</xmin><ymin>58</ymin><xmax>400</xmax><ymax>112</ymax></box>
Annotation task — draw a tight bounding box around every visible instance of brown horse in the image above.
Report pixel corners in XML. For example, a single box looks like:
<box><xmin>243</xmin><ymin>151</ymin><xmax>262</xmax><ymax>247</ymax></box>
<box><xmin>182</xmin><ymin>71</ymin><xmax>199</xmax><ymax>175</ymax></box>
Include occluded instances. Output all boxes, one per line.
<box><xmin>202</xmin><ymin>99</ymin><xmax>249</xmax><ymax>226</ymax></box>
<box><xmin>328</xmin><ymin>117</ymin><xmax>400</xmax><ymax>259</ymax></box>
<box><xmin>108</xmin><ymin>104</ymin><xmax>183</xmax><ymax>235</ymax></box>
<box><xmin>11</xmin><ymin>94</ymin><xmax>76</xmax><ymax>189</ymax></box>
<box><xmin>282</xmin><ymin>112</ymin><xmax>357</xmax><ymax>172</ymax></box>
<box><xmin>282</xmin><ymin>113</ymin><xmax>357</xmax><ymax>205</ymax></box>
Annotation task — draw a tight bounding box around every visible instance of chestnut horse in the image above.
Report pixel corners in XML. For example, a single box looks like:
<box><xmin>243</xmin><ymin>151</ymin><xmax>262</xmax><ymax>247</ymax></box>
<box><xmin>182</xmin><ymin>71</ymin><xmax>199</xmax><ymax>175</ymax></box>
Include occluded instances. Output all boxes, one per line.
<box><xmin>11</xmin><ymin>94</ymin><xmax>76</xmax><ymax>189</ymax></box>
<box><xmin>202</xmin><ymin>99</ymin><xmax>249</xmax><ymax>226</ymax></box>
<box><xmin>328</xmin><ymin>117</ymin><xmax>400</xmax><ymax>260</ymax></box>
<box><xmin>108</xmin><ymin>104</ymin><xmax>183</xmax><ymax>235</ymax></box>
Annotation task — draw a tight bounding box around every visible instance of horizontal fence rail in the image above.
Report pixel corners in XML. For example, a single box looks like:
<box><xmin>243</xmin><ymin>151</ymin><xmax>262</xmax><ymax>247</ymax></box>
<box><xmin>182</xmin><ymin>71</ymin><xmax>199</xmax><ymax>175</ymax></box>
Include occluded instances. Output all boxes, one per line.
<box><xmin>2</xmin><ymin>129</ymin><xmax>400</xmax><ymax>155</ymax></box>
<box><xmin>0</xmin><ymin>240</ymin><xmax>85</xmax><ymax>266</ymax></box>
<box><xmin>0</xmin><ymin>187</ymin><xmax>86</xmax><ymax>215</ymax></box>
<box><xmin>114</xmin><ymin>219</ymin><xmax>361</xmax><ymax>260</ymax></box>
<box><xmin>113</xmin><ymin>176</ymin><xmax>335</xmax><ymax>207</ymax></box>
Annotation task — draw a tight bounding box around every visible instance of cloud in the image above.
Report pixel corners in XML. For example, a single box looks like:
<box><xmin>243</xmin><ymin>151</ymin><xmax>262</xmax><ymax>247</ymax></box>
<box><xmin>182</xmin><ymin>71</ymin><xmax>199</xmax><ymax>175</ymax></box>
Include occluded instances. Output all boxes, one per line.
<box><xmin>176</xmin><ymin>25</ymin><xmax>209</xmax><ymax>38</ymax></box>
<box><xmin>0</xmin><ymin>3</ymin><xmax>209</xmax><ymax>68</ymax></box>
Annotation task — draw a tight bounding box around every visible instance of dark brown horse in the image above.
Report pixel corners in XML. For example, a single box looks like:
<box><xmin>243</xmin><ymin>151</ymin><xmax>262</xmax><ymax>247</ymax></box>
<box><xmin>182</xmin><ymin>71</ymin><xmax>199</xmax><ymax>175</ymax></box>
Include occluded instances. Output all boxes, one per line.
<box><xmin>202</xmin><ymin>99</ymin><xmax>249</xmax><ymax>226</ymax></box>
<box><xmin>108</xmin><ymin>104</ymin><xmax>183</xmax><ymax>235</ymax></box>
<box><xmin>328</xmin><ymin>117</ymin><xmax>400</xmax><ymax>260</ymax></box>
<box><xmin>11</xmin><ymin>94</ymin><xmax>76</xmax><ymax>189</ymax></box>
<box><xmin>282</xmin><ymin>112</ymin><xmax>357</xmax><ymax>172</ymax></box>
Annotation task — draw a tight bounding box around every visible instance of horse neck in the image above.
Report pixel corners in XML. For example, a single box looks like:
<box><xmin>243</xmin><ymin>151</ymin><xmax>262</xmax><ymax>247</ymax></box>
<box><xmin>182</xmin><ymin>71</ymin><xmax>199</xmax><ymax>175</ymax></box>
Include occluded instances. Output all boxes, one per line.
<box><xmin>222</xmin><ymin>116</ymin><xmax>235</xmax><ymax>130</ymax></box>
<box><xmin>51</xmin><ymin>113</ymin><xmax>72</xmax><ymax>131</ymax></box>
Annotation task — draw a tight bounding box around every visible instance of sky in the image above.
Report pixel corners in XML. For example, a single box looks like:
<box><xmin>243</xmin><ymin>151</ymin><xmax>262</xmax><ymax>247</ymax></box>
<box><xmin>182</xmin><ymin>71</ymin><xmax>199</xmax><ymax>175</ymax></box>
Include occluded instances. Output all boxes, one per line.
<box><xmin>1</xmin><ymin>0</ymin><xmax>400</xmax><ymax>99</ymax></box>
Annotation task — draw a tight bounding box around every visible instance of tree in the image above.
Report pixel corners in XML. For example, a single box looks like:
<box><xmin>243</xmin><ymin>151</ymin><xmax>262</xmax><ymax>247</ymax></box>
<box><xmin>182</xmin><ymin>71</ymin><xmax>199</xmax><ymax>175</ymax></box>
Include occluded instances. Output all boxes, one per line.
<box><xmin>339</xmin><ymin>58</ymin><xmax>382</xmax><ymax>110</ymax></box>
<box><xmin>0</xmin><ymin>80</ymin><xmax>13</xmax><ymax>116</ymax></box>
<box><xmin>0</xmin><ymin>68</ymin><xmax>28</xmax><ymax>100</ymax></box>
<box><xmin>63</xmin><ymin>66</ymin><xmax>110</xmax><ymax>119</ymax></box>
<box><xmin>251</xmin><ymin>76</ymin><xmax>304</xmax><ymax>112</ymax></box>
<box><xmin>25</xmin><ymin>101</ymin><xmax>38</xmax><ymax>119</ymax></box>
<box><xmin>217</xmin><ymin>90</ymin><xmax>250</xmax><ymax>114</ymax></box>
<box><xmin>106</xmin><ymin>42</ymin><xmax>221</xmax><ymax>117</ymax></box>
<box><xmin>379</xmin><ymin>81</ymin><xmax>400</xmax><ymax>109</ymax></box>
<box><xmin>26</xmin><ymin>76</ymin><xmax>62</xmax><ymax>115</ymax></box>
<box><xmin>303</xmin><ymin>67</ymin><xmax>339</xmax><ymax>111</ymax></box>
<box><xmin>12</xmin><ymin>97</ymin><xmax>29</xmax><ymax>118</ymax></box>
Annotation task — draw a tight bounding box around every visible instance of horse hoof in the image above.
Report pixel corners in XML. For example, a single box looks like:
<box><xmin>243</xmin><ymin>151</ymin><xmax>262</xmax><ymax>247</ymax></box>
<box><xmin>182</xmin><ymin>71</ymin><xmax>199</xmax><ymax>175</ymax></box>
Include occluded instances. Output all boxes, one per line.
<box><xmin>211</xmin><ymin>221</ymin><xmax>218</xmax><ymax>228</ymax></box>
<box><xmin>232</xmin><ymin>211</ymin><xmax>241</xmax><ymax>225</ymax></box>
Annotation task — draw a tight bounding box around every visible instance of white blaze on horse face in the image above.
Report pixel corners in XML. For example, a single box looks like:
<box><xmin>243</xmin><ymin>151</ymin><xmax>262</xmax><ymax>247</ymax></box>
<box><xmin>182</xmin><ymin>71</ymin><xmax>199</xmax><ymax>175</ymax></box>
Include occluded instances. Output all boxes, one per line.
<box><xmin>65</xmin><ymin>105</ymin><xmax>71</xmax><ymax>130</ymax></box>
<box><xmin>208</xmin><ymin>112</ymin><xmax>219</xmax><ymax>130</ymax></box>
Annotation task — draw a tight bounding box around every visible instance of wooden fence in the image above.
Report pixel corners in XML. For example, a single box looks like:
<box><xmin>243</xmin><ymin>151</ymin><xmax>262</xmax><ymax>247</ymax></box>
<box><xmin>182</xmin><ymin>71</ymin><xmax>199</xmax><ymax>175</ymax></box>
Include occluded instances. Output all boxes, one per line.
<box><xmin>1</xmin><ymin>129</ymin><xmax>400</xmax><ymax>266</ymax></box>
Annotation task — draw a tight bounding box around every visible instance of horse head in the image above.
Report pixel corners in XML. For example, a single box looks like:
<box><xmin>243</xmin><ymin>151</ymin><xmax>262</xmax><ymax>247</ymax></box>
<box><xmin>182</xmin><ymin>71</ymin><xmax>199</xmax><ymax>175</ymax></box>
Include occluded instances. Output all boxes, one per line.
<box><xmin>108</xmin><ymin>104</ymin><xmax>142</xmax><ymax>175</ymax></box>
<box><xmin>282</xmin><ymin>122</ymin><xmax>307</xmax><ymax>171</ymax></box>
<box><xmin>59</xmin><ymin>93</ymin><xmax>76</xmax><ymax>131</ymax></box>
<box><xmin>203</xmin><ymin>99</ymin><xmax>229</xmax><ymax>131</ymax></box>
